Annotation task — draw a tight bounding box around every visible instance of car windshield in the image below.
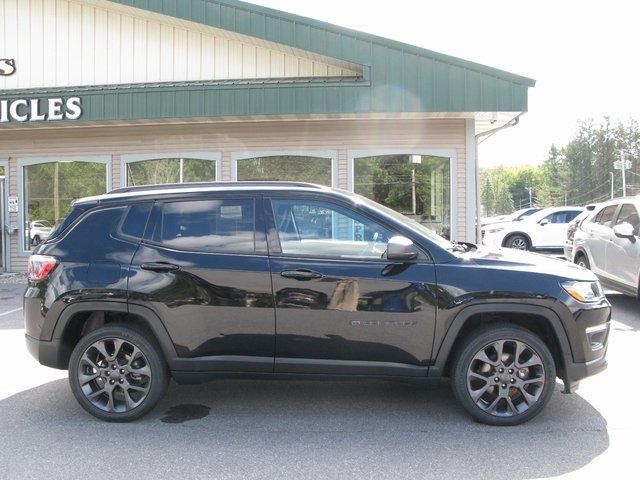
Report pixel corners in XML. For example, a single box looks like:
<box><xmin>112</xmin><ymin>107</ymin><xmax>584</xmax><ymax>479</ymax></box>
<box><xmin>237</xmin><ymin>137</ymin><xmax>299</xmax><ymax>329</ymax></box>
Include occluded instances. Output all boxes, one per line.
<box><xmin>353</xmin><ymin>194</ymin><xmax>457</xmax><ymax>251</ymax></box>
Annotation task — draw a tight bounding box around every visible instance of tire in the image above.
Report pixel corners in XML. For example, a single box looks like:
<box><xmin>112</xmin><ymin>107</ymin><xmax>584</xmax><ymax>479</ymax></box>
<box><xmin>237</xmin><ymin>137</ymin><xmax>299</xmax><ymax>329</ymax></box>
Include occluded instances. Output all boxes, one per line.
<box><xmin>505</xmin><ymin>234</ymin><xmax>530</xmax><ymax>251</ymax></box>
<box><xmin>68</xmin><ymin>323</ymin><xmax>169</xmax><ymax>422</ymax></box>
<box><xmin>451</xmin><ymin>324</ymin><xmax>556</xmax><ymax>426</ymax></box>
<box><xmin>575</xmin><ymin>253</ymin><xmax>590</xmax><ymax>270</ymax></box>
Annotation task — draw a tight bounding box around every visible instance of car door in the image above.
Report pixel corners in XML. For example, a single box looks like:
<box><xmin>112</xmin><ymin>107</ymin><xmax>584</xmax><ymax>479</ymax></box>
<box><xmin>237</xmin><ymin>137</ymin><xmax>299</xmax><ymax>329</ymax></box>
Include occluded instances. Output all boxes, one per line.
<box><xmin>536</xmin><ymin>210</ymin><xmax>582</xmax><ymax>248</ymax></box>
<box><xmin>128</xmin><ymin>194</ymin><xmax>275</xmax><ymax>372</ymax></box>
<box><xmin>586</xmin><ymin>205</ymin><xmax>619</xmax><ymax>276</ymax></box>
<box><xmin>606</xmin><ymin>203</ymin><xmax>640</xmax><ymax>289</ymax></box>
<box><xmin>265</xmin><ymin>195</ymin><xmax>438</xmax><ymax>377</ymax></box>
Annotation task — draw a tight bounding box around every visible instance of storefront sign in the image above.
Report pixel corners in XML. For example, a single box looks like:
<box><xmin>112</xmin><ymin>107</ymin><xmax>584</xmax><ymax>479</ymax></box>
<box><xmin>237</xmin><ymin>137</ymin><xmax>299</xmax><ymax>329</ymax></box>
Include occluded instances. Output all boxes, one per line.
<box><xmin>8</xmin><ymin>196</ymin><xmax>18</xmax><ymax>213</ymax></box>
<box><xmin>0</xmin><ymin>59</ymin><xmax>16</xmax><ymax>76</ymax></box>
<box><xmin>0</xmin><ymin>97</ymin><xmax>83</xmax><ymax>123</ymax></box>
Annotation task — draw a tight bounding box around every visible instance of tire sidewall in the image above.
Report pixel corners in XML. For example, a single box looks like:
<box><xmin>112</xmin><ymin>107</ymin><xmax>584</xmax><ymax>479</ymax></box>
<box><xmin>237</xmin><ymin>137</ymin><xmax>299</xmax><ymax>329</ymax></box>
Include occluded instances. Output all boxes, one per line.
<box><xmin>452</xmin><ymin>325</ymin><xmax>556</xmax><ymax>426</ymax></box>
<box><xmin>575</xmin><ymin>253</ymin><xmax>590</xmax><ymax>270</ymax></box>
<box><xmin>68</xmin><ymin>324</ymin><xmax>168</xmax><ymax>422</ymax></box>
<box><xmin>506</xmin><ymin>234</ymin><xmax>529</xmax><ymax>251</ymax></box>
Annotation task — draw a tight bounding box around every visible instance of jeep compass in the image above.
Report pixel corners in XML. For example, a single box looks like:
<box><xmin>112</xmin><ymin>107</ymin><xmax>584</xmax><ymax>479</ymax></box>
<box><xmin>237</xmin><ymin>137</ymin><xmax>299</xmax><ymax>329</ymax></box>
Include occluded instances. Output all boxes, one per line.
<box><xmin>24</xmin><ymin>182</ymin><xmax>610</xmax><ymax>425</ymax></box>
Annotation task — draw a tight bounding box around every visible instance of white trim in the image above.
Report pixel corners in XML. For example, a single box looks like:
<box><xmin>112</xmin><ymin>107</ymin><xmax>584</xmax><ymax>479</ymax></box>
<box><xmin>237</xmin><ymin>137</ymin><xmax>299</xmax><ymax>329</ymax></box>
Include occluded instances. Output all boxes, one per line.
<box><xmin>120</xmin><ymin>152</ymin><xmax>221</xmax><ymax>187</ymax></box>
<box><xmin>347</xmin><ymin>148</ymin><xmax>458</xmax><ymax>241</ymax></box>
<box><xmin>0</xmin><ymin>157</ymin><xmax>9</xmax><ymax>272</ymax></box>
<box><xmin>17</xmin><ymin>155</ymin><xmax>112</xmax><ymax>257</ymax></box>
<box><xmin>231</xmin><ymin>150</ymin><xmax>339</xmax><ymax>188</ymax></box>
<box><xmin>465</xmin><ymin>119</ymin><xmax>478</xmax><ymax>243</ymax></box>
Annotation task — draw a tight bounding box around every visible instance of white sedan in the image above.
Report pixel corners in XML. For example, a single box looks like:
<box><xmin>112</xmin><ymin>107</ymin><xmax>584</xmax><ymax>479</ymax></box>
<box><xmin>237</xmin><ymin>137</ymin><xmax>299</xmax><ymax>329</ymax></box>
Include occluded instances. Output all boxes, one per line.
<box><xmin>482</xmin><ymin>207</ymin><xmax>584</xmax><ymax>251</ymax></box>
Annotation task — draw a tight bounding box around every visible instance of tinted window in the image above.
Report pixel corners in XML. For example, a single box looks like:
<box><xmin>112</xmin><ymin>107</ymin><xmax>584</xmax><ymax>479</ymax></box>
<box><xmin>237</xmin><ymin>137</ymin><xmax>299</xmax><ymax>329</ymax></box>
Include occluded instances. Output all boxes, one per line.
<box><xmin>598</xmin><ymin>205</ymin><xmax>618</xmax><ymax>227</ymax></box>
<box><xmin>616</xmin><ymin>204</ymin><xmax>640</xmax><ymax>235</ymax></box>
<box><xmin>152</xmin><ymin>198</ymin><xmax>255</xmax><ymax>253</ymax></box>
<box><xmin>544</xmin><ymin>210</ymin><xmax>582</xmax><ymax>224</ymax></box>
<box><xmin>271</xmin><ymin>199</ymin><xmax>395</xmax><ymax>259</ymax></box>
<box><xmin>119</xmin><ymin>203</ymin><xmax>152</xmax><ymax>239</ymax></box>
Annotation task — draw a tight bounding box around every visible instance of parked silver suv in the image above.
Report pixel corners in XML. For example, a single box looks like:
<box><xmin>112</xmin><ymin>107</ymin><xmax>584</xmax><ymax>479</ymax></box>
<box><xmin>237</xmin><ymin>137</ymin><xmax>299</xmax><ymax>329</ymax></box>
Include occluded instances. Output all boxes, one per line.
<box><xmin>572</xmin><ymin>197</ymin><xmax>640</xmax><ymax>297</ymax></box>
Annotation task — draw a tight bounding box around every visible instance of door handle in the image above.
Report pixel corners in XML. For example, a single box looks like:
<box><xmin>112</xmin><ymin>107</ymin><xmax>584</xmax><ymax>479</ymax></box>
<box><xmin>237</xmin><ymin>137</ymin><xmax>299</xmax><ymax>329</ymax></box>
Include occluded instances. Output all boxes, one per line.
<box><xmin>280</xmin><ymin>269</ymin><xmax>324</xmax><ymax>280</ymax></box>
<box><xmin>141</xmin><ymin>262</ymin><xmax>180</xmax><ymax>273</ymax></box>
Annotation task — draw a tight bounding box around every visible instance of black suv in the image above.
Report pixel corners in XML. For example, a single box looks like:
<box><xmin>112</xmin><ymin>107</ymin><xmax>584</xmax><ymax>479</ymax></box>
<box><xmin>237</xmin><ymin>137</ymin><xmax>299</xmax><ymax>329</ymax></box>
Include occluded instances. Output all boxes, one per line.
<box><xmin>25</xmin><ymin>182</ymin><xmax>610</xmax><ymax>425</ymax></box>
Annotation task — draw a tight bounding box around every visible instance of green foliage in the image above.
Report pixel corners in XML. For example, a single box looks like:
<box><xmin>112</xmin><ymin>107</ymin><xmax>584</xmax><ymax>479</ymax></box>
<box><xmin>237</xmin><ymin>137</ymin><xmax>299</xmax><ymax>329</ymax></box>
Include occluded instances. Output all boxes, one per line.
<box><xmin>481</xmin><ymin>117</ymin><xmax>640</xmax><ymax>215</ymax></box>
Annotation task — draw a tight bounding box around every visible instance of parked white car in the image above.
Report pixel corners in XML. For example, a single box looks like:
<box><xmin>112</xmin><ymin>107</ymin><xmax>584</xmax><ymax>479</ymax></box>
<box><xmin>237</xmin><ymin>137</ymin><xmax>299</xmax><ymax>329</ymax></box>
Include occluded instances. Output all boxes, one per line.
<box><xmin>28</xmin><ymin>220</ymin><xmax>53</xmax><ymax>245</ymax></box>
<box><xmin>481</xmin><ymin>207</ymin><xmax>541</xmax><ymax>227</ymax></box>
<box><xmin>572</xmin><ymin>197</ymin><xmax>640</xmax><ymax>297</ymax></box>
<box><xmin>482</xmin><ymin>207</ymin><xmax>584</xmax><ymax>251</ymax></box>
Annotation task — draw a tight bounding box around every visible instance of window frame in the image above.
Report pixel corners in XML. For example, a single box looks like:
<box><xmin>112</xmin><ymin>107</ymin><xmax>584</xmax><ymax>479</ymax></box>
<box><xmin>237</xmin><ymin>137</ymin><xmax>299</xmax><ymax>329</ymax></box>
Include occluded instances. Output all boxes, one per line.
<box><xmin>347</xmin><ymin>149</ymin><xmax>457</xmax><ymax>240</ymax></box>
<box><xmin>264</xmin><ymin>193</ymin><xmax>433</xmax><ymax>263</ymax></box>
<box><xmin>17</xmin><ymin>155</ymin><xmax>112</xmax><ymax>256</ymax></box>
<box><xmin>142</xmin><ymin>194</ymin><xmax>267</xmax><ymax>256</ymax></box>
<box><xmin>231</xmin><ymin>150</ymin><xmax>338</xmax><ymax>188</ymax></box>
<box><xmin>120</xmin><ymin>152</ymin><xmax>221</xmax><ymax>187</ymax></box>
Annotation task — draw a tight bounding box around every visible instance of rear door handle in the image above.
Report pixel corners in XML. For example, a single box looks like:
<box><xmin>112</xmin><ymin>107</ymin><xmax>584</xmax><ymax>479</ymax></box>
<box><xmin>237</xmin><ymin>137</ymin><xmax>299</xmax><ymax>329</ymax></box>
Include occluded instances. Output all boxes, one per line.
<box><xmin>280</xmin><ymin>269</ymin><xmax>324</xmax><ymax>280</ymax></box>
<box><xmin>141</xmin><ymin>262</ymin><xmax>180</xmax><ymax>273</ymax></box>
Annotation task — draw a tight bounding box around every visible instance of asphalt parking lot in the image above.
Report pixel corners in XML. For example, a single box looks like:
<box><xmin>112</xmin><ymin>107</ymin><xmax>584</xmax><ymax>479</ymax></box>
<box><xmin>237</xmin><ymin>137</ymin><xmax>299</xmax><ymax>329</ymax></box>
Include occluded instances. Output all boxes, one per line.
<box><xmin>0</xmin><ymin>276</ymin><xmax>638</xmax><ymax>480</ymax></box>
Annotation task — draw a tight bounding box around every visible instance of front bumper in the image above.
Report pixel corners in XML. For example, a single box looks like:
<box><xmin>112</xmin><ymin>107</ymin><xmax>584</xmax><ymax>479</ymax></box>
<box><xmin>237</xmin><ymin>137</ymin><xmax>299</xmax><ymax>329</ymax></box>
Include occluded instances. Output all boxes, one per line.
<box><xmin>562</xmin><ymin>351</ymin><xmax>608</xmax><ymax>393</ymax></box>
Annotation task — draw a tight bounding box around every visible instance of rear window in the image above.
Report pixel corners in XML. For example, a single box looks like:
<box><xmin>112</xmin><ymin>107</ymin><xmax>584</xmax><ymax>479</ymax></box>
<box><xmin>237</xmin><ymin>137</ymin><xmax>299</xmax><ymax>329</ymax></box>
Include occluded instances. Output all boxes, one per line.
<box><xmin>149</xmin><ymin>198</ymin><xmax>256</xmax><ymax>254</ymax></box>
<box><xmin>46</xmin><ymin>203</ymin><xmax>94</xmax><ymax>241</ymax></box>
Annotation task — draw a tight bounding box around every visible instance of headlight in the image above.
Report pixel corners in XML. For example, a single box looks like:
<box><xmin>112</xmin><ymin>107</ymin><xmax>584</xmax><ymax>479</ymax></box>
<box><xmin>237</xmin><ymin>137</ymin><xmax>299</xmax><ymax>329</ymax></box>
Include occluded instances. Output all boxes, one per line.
<box><xmin>486</xmin><ymin>227</ymin><xmax>504</xmax><ymax>234</ymax></box>
<box><xmin>561</xmin><ymin>281</ymin><xmax>604</xmax><ymax>303</ymax></box>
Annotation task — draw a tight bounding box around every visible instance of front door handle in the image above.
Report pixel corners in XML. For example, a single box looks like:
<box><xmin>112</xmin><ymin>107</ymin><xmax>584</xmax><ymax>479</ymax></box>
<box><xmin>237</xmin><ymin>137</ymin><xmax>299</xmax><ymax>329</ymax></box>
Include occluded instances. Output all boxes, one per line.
<box><xmin>280</xmin><ymin>269</ymin><xmax>324</xmax><ymax>280</ymax></box>
<box><xmin>141</xmin><ymin>262</ymin><xmax>180</xmax><ymax>273</ymax></box>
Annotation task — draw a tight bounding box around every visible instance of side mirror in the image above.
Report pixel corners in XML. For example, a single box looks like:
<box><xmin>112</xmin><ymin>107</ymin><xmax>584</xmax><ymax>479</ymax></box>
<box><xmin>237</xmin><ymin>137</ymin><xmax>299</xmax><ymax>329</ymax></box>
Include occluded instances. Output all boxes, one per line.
<box><xmin>387</xmin><ymin>236</ymin><xmax>419</xmax><ymax>262</ymax></box>
<box><xmin>539</xmin><ymin>218</ymin><xmax>550</xmax><ymax>226</ymax></box>
<box><xmin>613</xmin><ymin>222</ymin><xmax>636</xmax><ymax>239</ymax></box>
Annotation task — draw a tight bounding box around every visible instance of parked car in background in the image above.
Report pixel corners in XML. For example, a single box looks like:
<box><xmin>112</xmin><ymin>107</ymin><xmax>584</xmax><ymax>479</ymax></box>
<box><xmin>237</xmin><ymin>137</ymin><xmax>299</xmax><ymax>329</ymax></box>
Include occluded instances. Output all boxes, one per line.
<box><xmin>564</xmin><ymin>204</ymin><xmax>597</xmax><ymax>262</ymax></box>
<box><xmin>481</xmin><ymin>207</ymin><xmax>541</xmax><ymax>227</ymax></box>
<box><xmin>482</xmin><ymin>207</ymin><xmax>584</xmax><ymax>251</ymax></box>
<box><xmin>572</xmin><ymin>197</ymin><xmax>640</xmax><ymax>297</ymax></box>
<box><xmin>28</xmin><ymin>220</ymin><xmax>53</xmax><ymax>246</ymax></box>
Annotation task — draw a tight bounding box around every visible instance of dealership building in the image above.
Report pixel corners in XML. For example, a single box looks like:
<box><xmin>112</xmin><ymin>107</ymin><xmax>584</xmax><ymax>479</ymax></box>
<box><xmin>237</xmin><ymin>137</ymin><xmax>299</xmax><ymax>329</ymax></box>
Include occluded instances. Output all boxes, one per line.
<box><xmin>0</xmin><ymin>0</ymin><xmax>534</xmax><ymax>273</ymax></box>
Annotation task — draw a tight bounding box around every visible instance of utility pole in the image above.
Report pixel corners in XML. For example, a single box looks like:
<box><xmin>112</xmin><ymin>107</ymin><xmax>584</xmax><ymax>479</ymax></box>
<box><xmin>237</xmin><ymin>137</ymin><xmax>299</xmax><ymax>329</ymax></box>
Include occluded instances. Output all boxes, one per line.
<box><xmin>610</xmin><ymin>172</ymin><xmax>615</xmax><ymax>199</ymax></box>
<box><xmin>614</xmin><ymin>151</ymin><xmax>632</xmax><ymax>198</ymax></box>
<box><xmin>410</xmin><ymin>155</ymin><xmax>421</xmax><ymax>215</ymax></box>
<box><xmin>527</xmin><ymin>187</ymin><xmax>533</xmax><ymax>208</ymax></box>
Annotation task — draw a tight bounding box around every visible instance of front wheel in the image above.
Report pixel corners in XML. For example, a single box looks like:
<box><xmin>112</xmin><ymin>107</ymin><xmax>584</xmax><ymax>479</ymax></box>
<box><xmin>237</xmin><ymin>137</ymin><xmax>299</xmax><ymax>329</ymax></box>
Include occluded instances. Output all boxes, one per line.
<box><xmin>451</xmin><ymin>324</ymin><xmax>556</xmax><ymax>426</ymax></box>
<box><xmin>68</xmin><ymin>324</ymin><xmax>169</xmax><ymax>422</ymax></box>
<box><xmin>575</xmin><ymin>253</ymin><xmax>590</xmax><ymax>270</ymax></box>
<box><xmin>505</xmin><ymin>234</ymin><xmax>530</xmax><ymax>251</ymax></box>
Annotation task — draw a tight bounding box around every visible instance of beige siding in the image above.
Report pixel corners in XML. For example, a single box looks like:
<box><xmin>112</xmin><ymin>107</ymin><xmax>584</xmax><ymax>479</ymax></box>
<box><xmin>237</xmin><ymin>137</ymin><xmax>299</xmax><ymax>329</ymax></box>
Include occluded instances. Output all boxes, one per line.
<box><xmin>0</xmin><ymin>0</ymin><xmax>361</xmax><ymax>91</ymax></box>
<box><xmin>0</xmin><ymin>118</ymin><xmax>467</xmax><ymax>272</ymax></box>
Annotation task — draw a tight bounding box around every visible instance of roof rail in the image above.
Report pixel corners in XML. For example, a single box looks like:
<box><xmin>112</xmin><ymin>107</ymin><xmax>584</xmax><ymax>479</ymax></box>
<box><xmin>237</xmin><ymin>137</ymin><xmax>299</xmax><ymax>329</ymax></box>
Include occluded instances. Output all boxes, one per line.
<box><xmin>108</xmin><ymin>181</ymin><xmax>325</xmax><ymax>195</ymax></box>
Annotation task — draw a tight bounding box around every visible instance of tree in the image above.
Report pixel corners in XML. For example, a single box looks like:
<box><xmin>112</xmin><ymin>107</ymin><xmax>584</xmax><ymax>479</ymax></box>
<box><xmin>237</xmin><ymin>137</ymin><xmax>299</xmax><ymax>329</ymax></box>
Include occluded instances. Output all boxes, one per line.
<box><xmin>481</xmin><ymin>175</ymin><xmax>496</xmax><ymax>216</ymax></box>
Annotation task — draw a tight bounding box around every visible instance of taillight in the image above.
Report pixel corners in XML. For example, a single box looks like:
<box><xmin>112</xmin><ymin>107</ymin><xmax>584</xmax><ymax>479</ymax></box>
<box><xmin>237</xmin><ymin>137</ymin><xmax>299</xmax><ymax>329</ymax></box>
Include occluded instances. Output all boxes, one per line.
<box><xmin>28</xmin><ymin>255</ymin><xmax>58</xmax><ymax>282</ymax></box>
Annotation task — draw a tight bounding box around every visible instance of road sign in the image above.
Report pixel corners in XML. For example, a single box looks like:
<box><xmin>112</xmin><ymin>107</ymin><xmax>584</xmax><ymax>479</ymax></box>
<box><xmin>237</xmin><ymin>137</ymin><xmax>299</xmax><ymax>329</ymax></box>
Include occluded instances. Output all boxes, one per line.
<box><xmin>614</xmin><ymin>160</ymin><xmax>632</xmax><ymax>170</ymax></box>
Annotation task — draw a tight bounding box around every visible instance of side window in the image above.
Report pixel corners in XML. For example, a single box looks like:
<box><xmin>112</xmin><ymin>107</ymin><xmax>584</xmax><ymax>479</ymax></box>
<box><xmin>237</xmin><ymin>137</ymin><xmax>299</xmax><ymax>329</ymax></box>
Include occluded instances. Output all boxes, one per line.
<box><xmin>616</xmin><ymin>204</ymin><xmax>640</xmax><ymax>235</ymax></box>
<box><xmin>118</xmin><ymin>203</ymin><xmax>152</xmax><ymax>239</ymax></box>
<box><xmin>598</xmin><ymin>205</ymin><xmax>618</xmax><ymax>227</ymax></box>
<box><xmin>151</xmin><ymin>198</ymin><xmax>255</xmax><ymax>253</ymax></box>
<box><xmin>271</xmin><ymin>199</ymin><xmax>394</xmax><ymax>259</ymax></box>
<box><xmin>544</xmin><ymin>211</ymin><xmax>579</xmax><ymax>224</ymax></box>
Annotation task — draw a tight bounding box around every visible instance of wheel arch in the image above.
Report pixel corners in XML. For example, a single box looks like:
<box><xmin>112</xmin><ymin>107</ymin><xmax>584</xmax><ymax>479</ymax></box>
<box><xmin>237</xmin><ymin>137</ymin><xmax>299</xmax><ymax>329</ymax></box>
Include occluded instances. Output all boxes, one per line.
<box><xmin>572</xmin><ymin>246</ymin><xmax>590</xmax><ymax>264</ymax></box>
<box><xmin>52</xmin><ymin>301</ymin><xmax>178</xmax><ymax>369</ymax></box>
<box><xmin>430</xmin><ymin>303</ymin><xmax>572</xmax><ymax>381</ymax></box>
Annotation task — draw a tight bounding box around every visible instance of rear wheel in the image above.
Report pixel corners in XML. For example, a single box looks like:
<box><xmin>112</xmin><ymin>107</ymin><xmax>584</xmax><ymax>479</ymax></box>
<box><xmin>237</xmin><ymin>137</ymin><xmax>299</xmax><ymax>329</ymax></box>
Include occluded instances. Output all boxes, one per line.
<box><xmin>575</xmin><ymin>253</ymin><xmax>590</xmax><ymax>270</ymax></box>
<box><xmin>451</xmin><ymin>324</ymin><xmax>556</xmax><ymax>426</ymax></box>
<box><xmin>68</xmin><ymin>324</ymin><xmax>168</xmax><ymax>422</ymax></box>
<box><xmin>505</xmin><ymin>234</ymin><xmax>530</xmax><ymax>251</ymax></box>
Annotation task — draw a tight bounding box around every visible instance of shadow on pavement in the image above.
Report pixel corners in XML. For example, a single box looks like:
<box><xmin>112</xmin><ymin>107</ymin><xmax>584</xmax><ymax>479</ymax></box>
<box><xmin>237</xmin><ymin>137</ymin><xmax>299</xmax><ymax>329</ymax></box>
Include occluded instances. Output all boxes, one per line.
<box><xmin>608</xmin><ymin>294</ymin><xmax>640</xmax><ymax>330</ymax></box>
<box><xmin>0</xmin><ymin>376</ymin><xmax>609</xmax><ymax>479</ymax></box>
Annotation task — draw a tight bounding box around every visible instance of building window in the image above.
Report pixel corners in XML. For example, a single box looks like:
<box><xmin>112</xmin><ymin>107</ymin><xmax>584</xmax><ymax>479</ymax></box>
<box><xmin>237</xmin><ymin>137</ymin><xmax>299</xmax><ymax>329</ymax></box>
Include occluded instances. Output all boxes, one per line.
<box><xmin>22</xmin><ymin>159</ymin><xmax>109</xmax><ymax>251</ymax></box>
<box><xmin>236</xmin><ymin>156</ymin><xmax>333</xmax><ymax>186</ymax></box>
<box><xmin>353</xmin><ymin>154</ymin><xmax>451</xmax><ymax>239</ymax></box>
<box><xmin>125</xmin><ymin>157</ymin><xmax>217</xmax><ymax>186</ymax></box>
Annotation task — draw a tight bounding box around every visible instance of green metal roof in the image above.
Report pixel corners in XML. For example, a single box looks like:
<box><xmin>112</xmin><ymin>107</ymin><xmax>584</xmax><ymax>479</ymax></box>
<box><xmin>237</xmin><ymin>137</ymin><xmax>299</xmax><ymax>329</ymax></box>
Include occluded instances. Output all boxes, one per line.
<box><xmin>0</xmin><ymin>0</ymin><xmax>535</xmax><ymax>124</ymax></box>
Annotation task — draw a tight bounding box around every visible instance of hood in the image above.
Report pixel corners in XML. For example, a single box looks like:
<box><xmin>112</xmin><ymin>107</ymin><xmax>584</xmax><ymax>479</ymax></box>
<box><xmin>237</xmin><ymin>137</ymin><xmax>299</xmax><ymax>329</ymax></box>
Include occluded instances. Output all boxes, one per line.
<box><xmin>457</xmin><ymin>247</ymin><xmax>598</xmax><ymax>282</ymax></box>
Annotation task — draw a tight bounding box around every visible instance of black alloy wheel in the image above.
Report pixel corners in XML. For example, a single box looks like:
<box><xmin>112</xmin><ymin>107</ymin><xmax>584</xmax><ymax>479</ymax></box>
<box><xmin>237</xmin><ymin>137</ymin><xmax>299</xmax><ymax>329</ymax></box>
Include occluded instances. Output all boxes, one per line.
<box><xmin>69</xmin><ymin>324</ymin><xmax>168</xmax><ymax>422</ymax></box>
<box><xmin>452</xmin><ymin>324</ymin><xmax>555</xmax><ymax>426</ymax></box>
